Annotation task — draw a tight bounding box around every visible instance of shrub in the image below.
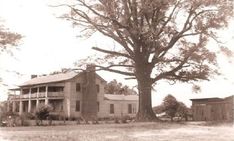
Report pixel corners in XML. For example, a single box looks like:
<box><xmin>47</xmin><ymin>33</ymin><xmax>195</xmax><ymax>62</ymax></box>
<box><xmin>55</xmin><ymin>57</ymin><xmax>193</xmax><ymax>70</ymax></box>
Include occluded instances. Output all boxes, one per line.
<box><xmin>35</xmin><ymin>104</ymin><xmax>52</xmax><ymax>125</ymax></box>
<box><xmin>121</xmin><ymin>115</ymin><xmax>131</xmax><ymax>123</ymax></box>
<box><xmin>23</xmin><ymin>113</ymin><xmax>35</xmax><ymax>120</ymax></box>
<box><xmin>49</xmin><ymin>113</ymin><xmax>60</xmax><ymax>120</ymax></box>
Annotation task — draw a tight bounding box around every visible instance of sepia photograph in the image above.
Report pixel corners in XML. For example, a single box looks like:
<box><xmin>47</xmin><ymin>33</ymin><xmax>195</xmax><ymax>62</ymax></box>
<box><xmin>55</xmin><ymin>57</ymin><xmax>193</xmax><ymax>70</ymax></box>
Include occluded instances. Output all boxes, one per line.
<box><xmin>0</xmin><ymin>0</ymin><xmax>234</xmax><ymax>140</ymax></box>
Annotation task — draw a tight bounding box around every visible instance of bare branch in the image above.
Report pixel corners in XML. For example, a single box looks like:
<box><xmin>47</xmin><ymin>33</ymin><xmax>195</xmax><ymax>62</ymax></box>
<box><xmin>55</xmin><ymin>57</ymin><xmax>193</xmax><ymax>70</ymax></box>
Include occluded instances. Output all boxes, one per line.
<box><xmin>95</xmin><ymin>65</ymin><xmax>135</xmax><ymax>76</ymax></box>
<box><xmin>92</xmin><ymin>47</ymin><xmax>133</xmax><ymax>59</ymax></box>
<box><xmin>156</xmin><ymin>1</ymin><xmax>180</xmax><ymax>37</ymax></box>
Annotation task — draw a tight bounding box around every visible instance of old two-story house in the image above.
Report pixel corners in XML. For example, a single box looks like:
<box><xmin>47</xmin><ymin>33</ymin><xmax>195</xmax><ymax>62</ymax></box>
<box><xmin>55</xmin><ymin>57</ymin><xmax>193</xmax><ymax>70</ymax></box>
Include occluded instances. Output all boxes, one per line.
<box><xmin>191</xmin><ymin>95</ymin><xmax>234</xmax><ymax>122</ymax></box>
<box><xmin>7</xmin><ymin>65</ymin><xmax>138</xmax><ymax>120</ymax></box>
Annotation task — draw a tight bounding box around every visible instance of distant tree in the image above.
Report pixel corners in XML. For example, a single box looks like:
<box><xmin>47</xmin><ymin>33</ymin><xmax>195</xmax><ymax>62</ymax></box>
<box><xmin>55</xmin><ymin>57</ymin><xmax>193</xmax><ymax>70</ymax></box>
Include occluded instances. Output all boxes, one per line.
<box><xmin>162</xmin><ymin>94</ymin><xmax>179</xmax><ymax>121</ymax></box>
<box><xmin>0</xmin><ymin>101</ymin><xmax>8</xmax><ymax>119</ymax></box>
<box><xmin>63</xmin><ymin>0</ymin><xmax>234</xmax><ymax>121</ymax></box>
<box><xmin>176</xmin><ymin>102</ymin><xmax>189</xmax><ymax>121</ymax></box>
<box><xmin>104</xmin><ymin>79</ymin><xmax>137</xmax><ymax>95</ymax></box>
<box><xmin>155</xmin><ymin>95</ymin><xmax>189</xmax><ymax>121</ymax></box>
<box><xmin>49</xmin><ymin>68</ymin><xmax>74</xmax><ymax>75</ymax></box>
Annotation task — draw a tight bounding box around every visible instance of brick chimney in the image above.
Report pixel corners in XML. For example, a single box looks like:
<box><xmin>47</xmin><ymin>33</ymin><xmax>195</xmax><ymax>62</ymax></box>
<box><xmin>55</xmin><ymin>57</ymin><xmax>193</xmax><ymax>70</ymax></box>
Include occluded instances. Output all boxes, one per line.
<box><xmin>31</xmin><ymin>75</ymin><xmax>37</xmax><ymax>79</ymax></box>
<box><xmin>81</xmin><ymin>64</ymin><xmax>98</xmax><ymax>121</ymax></box>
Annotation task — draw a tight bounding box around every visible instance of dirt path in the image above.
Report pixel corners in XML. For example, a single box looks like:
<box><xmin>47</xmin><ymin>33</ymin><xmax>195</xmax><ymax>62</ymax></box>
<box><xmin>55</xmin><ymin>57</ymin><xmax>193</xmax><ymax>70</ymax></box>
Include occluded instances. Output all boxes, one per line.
<box><xmin>0</xmin><ymin>122</ymin><xmax>233</xmax><ymax>141</ymax></box>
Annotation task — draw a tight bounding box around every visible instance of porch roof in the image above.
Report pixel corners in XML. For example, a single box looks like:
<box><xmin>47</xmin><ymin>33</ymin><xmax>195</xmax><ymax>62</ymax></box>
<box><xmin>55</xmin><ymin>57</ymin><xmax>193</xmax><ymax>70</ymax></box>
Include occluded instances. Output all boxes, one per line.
<box><xmin>104</xmin><ymin>94</ymin><xmax>138</xmax><ymax>101</ymax></box>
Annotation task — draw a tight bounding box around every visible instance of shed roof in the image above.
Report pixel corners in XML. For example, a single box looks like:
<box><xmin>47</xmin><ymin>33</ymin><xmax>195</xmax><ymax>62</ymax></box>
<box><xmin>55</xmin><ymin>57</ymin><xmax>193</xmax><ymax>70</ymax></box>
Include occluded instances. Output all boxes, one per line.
<box><xmin>190</xmin><ymin>97</ymin><xmax>223</xmax><ymax>102</ymax></box>
<box><xmin>104</xmin><ymin>94</ymin><xmax>138</xmax><ymax>101</ymax></box>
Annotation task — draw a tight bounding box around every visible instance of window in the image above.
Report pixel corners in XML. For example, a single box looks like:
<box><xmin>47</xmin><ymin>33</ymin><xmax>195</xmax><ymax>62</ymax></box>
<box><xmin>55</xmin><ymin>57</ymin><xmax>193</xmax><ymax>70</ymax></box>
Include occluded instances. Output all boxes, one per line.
<box><xmin>110</xmin><ymin>104</ymin><xmax>114</xmax><ymax>114</ymax></box>
<box><xmin>76</xmin><ymin>100</ymin><xmax>80</xmax><ymax>112</ymax></box>
<box><xmin>31</xmin><ymin>88</ymin><xmax>38</xmax><ymax>93</ymax></box>
<box><xmin>22</xmin><ymin>89</ymin><xmax>30</xmax><ymax>94</ymax></box>
<box><xmin>48</xmin><ymin>86</ymin><xmax>64</xmax><ymax>92</ymax></box>
<box><xmin>128</xmin><ymin>104</ymin><xmax>132</xmax><ymax>114</ymax></box>
<box><xmin>76</xmin><ymin>83</ymin><xmax>81</xmax><ymax>92</ymax></box>
<box><xmin>15</xmin><ymin>102</ymin><xmax>19</xmax><ymax>112</ymax></box>
<box><xmin>132</xmin><ymin>104</ymin><xmax>136</xmax><ymax>113</ymax></box>
<box><xmin>97</xmin><ymin>102</ymin><xmax>99</xmax><ymax>112</ymax></box>
<box><xmin>39</xmin><ymin>87</ymin><xmax>46</xmax><ymax>92</ymax></box>
<box><xmin>61</xmin><ymin>104</ymin><xmax>63</xmax><ymax>111</ymax></box>
<box><xmin>96</xmin><ymin>84</ymin><xmax>100</xmax><ymax>93</ymax></box>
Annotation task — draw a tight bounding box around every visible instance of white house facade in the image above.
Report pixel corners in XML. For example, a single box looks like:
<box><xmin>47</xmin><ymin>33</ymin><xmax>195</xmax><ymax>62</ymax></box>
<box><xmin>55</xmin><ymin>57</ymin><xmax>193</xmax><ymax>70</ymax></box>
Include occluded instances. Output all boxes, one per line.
<box><xmin>7</xmin><ymin>65</ymin><xmax>138</xmax><ymax>120</ymax></box>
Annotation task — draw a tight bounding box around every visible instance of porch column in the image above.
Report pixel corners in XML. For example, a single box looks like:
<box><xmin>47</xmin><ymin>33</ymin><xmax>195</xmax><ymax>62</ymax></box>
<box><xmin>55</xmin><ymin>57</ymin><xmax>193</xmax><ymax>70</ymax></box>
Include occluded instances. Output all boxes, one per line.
<box><xmin>7</xmin><ymin>101</ymin><xmax>10</xmax><ymax>112</ymax></box>
<box><xmin>28</xmin><ymin>100</ymin><xmax>31</xmax><ymax>113</ymax></box>
<box><xmin>36</xmin><ymin>87</ymin><xmax>39</xmax><ymax>108</ymax></box>
<box><xmin>12</xmin><ymin>101</ymin><xmax>16</xmax><ymax>112</ymax></box>
<box><xmin>19</xmin><ymin>89</ymin><xmax>23</xmax><ymax>115</ymax></box>
<box><xmin>19</xmin><ymin>101</ymin><xmax>23</xmax><ymax>115</ymax></box>
<box><xmin>36</xmin><ymin>100</ymin><xmax>39</xmax><ymax>108</ymax></box>
<box><xmin>28</xmin><ymin>88</ymin><xmax>32</xmax><ymax>112</ymax></box>
<box><xmin>45</xmin><ymin>86</ymin><xmax>48</xmax><ymax>105</ymax></box>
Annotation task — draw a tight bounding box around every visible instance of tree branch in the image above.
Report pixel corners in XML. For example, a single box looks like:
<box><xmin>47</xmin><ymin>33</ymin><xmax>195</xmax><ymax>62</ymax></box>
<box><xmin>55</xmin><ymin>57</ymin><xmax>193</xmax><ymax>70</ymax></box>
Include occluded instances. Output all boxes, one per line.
<box><xmin>92</xmin><ymin>47</ymin><xmax>133</xmax><ymax>59</ymax></box>
<box><xmin>95</xmin><ymin>65</ymin><xmax>135</xmax><ymax>76</ymax></box>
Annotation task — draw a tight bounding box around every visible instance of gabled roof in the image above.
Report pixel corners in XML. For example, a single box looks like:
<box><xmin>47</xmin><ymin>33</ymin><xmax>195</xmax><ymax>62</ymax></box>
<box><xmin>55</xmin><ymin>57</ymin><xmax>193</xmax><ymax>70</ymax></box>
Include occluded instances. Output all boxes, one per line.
<box><xmin>104</xmin><ymin>94</ymin><xmax>138</xmax><ymax>101</ymax></box>
<box><xmin>20</xmin><ymin>71</ymin><xmax>79</xmax><ymax>87</ymax></box>
<box><xmin>19</xmin><ymin>71</ymin><xmax>106</xmax><ymax>87</ymax></box>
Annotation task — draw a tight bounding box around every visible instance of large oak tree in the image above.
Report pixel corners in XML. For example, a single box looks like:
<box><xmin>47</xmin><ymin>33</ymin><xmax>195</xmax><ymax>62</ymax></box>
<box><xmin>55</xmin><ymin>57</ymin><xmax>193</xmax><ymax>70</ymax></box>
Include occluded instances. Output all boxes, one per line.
<box><xmin>63</xmin><ymin>0</ymin><xmax>233</xmax><ymax>121</ymax></box>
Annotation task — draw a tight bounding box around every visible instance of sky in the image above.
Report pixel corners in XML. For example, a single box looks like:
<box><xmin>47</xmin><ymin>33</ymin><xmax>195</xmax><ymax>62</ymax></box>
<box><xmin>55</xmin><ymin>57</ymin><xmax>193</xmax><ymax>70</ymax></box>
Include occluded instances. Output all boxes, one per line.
<box><xmin>0</xmin><ymin>0</ymin><xmax>234</xmax><ymax>107</ymax></box>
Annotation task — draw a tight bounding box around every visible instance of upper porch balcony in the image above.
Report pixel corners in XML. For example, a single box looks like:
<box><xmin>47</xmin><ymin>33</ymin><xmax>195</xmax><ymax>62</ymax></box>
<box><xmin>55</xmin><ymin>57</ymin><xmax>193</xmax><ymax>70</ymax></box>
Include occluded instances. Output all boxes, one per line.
<box><xmin>9</xmin><ymin>86</ymin><xmax>64</xmax><ymax>100</ymax></box>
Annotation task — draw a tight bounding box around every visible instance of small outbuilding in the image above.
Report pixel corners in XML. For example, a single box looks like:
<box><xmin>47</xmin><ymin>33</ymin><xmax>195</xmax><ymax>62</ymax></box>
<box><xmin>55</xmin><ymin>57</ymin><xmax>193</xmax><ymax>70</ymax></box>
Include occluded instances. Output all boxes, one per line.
<box><xmin>191</xmin><ymin>95</ymin><xmax>234</xmax><ymax>122</ymax></box>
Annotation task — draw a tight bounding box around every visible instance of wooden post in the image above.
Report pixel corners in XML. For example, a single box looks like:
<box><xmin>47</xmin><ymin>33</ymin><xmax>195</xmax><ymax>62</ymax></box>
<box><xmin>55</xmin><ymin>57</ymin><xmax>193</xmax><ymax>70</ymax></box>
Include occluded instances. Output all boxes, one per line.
<box><xmin>28</xmin><ymin>88</ymin><xmax>31</xmax><ymax>113</ymax></box>
<box><xmin>12</xmin><ymin>101</ymin><xmax>16</xmax><ymax>112</ymax></box>
<box><xmin>45</xmin><ymin>86</ymin><xmax>48</xmax><ymax>105</ymax></box>
<box><xmin>19</xmin><ymin>101</ymin><xmax>23</xmax><ymax>115</ymax></box>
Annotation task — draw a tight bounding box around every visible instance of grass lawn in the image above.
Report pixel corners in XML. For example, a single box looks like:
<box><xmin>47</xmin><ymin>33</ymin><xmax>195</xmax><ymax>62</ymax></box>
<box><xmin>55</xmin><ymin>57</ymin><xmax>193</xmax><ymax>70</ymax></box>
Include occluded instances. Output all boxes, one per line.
<box><xmin>0</xmin><ymin>122</ymin><xmax>233</xmax><ymax>141</ymax></box>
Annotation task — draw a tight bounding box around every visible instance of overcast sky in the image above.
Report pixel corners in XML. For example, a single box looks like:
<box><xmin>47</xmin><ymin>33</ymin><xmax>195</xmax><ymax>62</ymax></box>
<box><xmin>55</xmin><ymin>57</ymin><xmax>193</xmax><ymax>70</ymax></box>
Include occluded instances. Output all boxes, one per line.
<box><xmin>0</xmin><ymin>0</ymin><xmax>234</xmax><ymax>107</ymax></box>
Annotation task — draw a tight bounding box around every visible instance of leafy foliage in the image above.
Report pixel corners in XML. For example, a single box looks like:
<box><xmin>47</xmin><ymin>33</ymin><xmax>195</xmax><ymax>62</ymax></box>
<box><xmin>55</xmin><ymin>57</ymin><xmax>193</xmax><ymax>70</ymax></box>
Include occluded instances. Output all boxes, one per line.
<box><xmin>176</xmin><ymin>102</ymin><xmax>189</xmax><ymax>121</ymax></box>
<box><xmin>104</xmin><ymin>79</ymin><xmax>137</xmax><ymax>95</ymax></box>
<box><xmin>35</xmin><ymin>104</ymin><xmax>52</xmax><ymax>121</ymax></box>
<box><xmin>154</xmin><ymin>94</ymin><xmax>189</xmax><ymax>121</ymax></box>
<box><xmin>152</xmin><ymin>104</ymin><xmax>165</xmax><ymax>114</ymax></box>
<box><xmin>64</xmin><ymin>0</ymin><xmax>233</xmax><ymax>82</ymax></box>
<box><xmin>0</xmin><ymin>24</ymin><xmax>22</xmax><ymax>55</ymax></box>
<box><xmin>162</xmin><ymin>95</ymin><xmax>179</xmax><ymax>121</ymax></box>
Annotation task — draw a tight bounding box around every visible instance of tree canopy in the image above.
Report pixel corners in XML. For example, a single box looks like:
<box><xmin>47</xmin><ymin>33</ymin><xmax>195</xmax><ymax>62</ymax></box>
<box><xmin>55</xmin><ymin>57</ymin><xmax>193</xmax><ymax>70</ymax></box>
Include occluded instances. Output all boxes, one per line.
<box><xmin>153</xmin><ymin>94</ymin><xmax>189</xmax><ymax>121</ymax></box>
<box><xmin>104</xmin><ymin>79</ymin><xmax>137</xmax><ymax>95</ymax></box>
<box><xmin>63</xmin><ymin>0</ymin><xmax>234</xmax><ymax>121</ymax></box>
<box><xmin>162</xmin><ymin>94</ymin><xmax>179</xmax><ymax>121</ymax></box>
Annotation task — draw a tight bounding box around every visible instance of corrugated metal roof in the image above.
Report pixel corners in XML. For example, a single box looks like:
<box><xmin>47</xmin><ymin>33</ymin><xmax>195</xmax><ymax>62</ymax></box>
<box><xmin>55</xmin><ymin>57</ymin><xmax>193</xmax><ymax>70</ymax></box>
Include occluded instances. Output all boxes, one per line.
<box><xmin>20</xmin><ymin>71</ymin><xmax>79</xmax><ymax>86</ymax></box>
<box><xmin>104</xmin><ymin>94</ymin><xmax>138</xmax><ymax>101</ymax></box>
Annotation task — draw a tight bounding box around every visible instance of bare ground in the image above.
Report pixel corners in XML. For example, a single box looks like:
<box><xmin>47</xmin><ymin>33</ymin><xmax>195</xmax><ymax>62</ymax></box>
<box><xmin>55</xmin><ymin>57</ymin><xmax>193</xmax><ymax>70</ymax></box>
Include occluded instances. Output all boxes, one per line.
<box><xmin>0</xmin><ymin>122</ymin><xmax>233</xmax><ymax>141</ymax></box>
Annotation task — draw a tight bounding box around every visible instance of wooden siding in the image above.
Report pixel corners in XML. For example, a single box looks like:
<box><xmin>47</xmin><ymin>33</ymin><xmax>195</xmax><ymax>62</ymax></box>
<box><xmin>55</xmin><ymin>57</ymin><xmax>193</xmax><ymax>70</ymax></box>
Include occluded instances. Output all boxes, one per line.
<box><xmin>191</xmin><ymin>96</ymin><xmax>234</xmax><ymax>122</ymax></box>
<box><xmin>98</xmin><ymin>100</ymin><xmax>138</xmax><ymax>118</ymax></box>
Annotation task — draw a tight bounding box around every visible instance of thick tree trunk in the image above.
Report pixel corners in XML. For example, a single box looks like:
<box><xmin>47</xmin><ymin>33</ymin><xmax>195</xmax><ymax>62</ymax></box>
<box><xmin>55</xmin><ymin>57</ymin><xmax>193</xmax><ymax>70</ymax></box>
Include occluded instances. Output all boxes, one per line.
<box><xmin>135</xmin><ymin>64</ymin><xmax>158</xmax><ymax>122</ymax></box>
